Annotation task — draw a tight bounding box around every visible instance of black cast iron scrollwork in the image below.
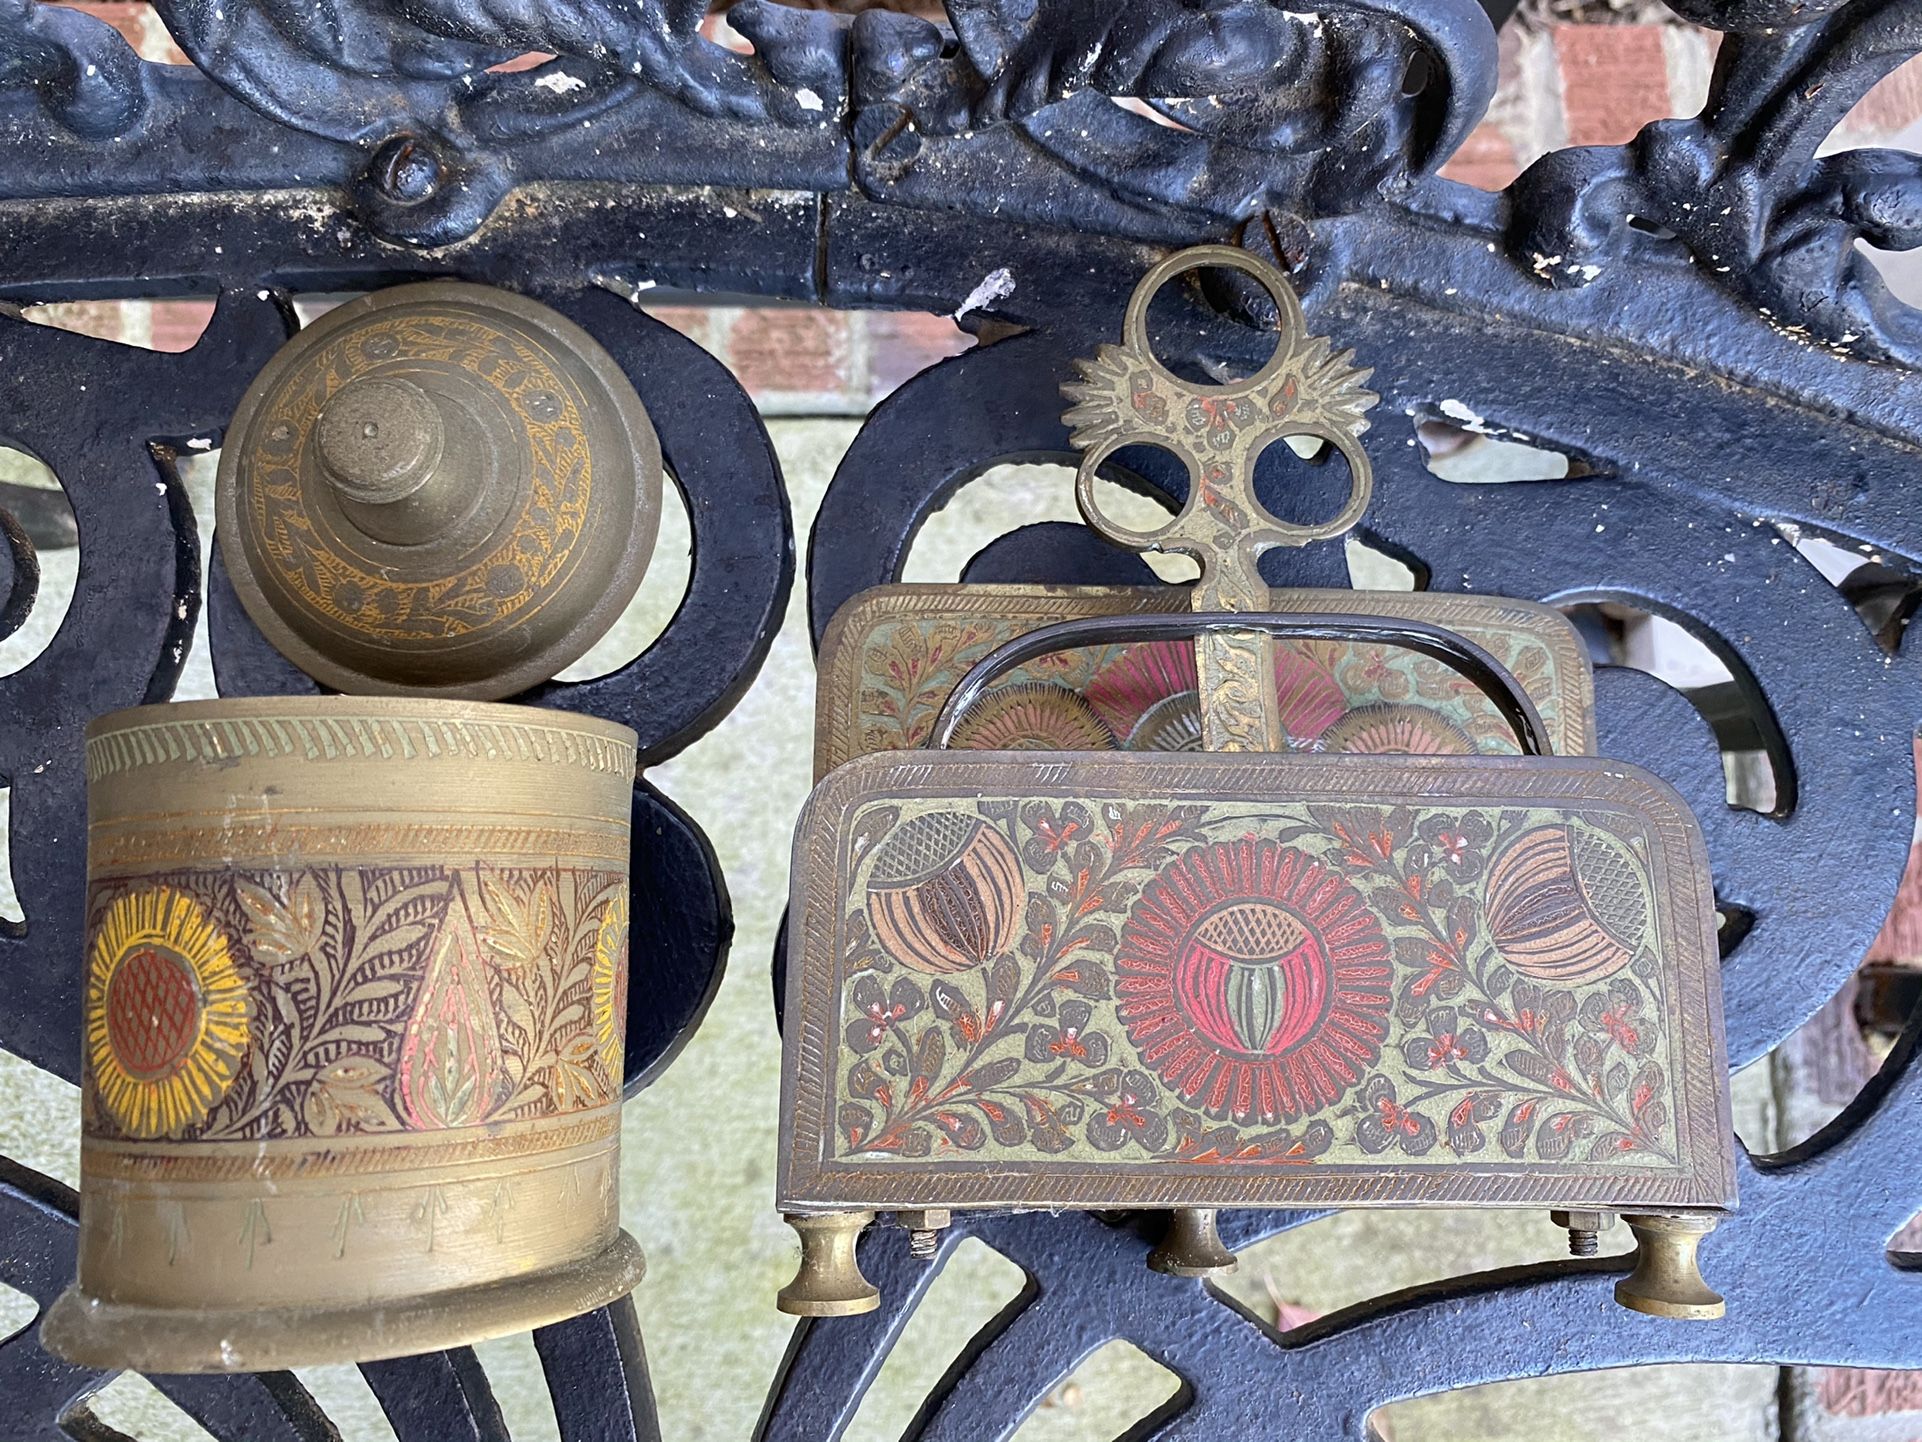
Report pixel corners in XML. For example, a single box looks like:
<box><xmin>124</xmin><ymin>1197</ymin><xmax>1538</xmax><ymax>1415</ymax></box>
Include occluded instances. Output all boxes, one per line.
<box><xmin>2</xmin><ymin>0</ymin><xmax>1921</xmax><ymax>1435</ymax></box>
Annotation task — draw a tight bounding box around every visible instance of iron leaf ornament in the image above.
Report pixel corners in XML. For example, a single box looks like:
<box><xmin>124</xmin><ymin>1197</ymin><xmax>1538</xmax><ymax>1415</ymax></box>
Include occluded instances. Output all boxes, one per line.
<box><xmin>7</xmin><ymin>0</ymin><xmax>1922</xmax><ymax>356</ymax></box>
<box><xmin>0</xmin><ymin>0</ymin><xmax>148</xmax><ymax>138</ymax></box>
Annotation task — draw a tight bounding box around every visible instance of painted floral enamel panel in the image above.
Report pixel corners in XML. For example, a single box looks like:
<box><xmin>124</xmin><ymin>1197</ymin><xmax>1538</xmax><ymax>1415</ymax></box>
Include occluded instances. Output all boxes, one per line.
<box><xmin>783</xmin><ymin>755</ymin><xmax>1734</xmax><ymax>1210</ymax></box>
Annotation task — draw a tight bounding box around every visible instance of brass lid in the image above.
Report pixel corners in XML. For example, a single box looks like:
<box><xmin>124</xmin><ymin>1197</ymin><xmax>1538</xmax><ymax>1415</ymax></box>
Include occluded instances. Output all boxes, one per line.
<box><xmin>216</xmin><ymin>282</ymin><xmax>662</xmax><ymax>699</ymax></box>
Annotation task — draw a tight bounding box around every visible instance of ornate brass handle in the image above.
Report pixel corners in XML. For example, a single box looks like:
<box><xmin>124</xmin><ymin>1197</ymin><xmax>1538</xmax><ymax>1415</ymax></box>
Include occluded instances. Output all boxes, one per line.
<box><xmin>1064</xmin><ymin>245</ymin><xmax>1379</xmax><ymax>566</ymax></box>
<box><xmin>1061</xmin><ymin>244</ymin><xmax>1380</xmax><ymax>749</ymax></box>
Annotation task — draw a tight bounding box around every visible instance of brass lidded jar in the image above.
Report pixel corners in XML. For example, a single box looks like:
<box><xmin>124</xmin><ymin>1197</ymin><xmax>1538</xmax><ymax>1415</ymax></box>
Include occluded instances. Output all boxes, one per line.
<box><xmin>42</xmin><ymin>697</ymin><xmax>642</xmax><ymax>1373</ymax></box>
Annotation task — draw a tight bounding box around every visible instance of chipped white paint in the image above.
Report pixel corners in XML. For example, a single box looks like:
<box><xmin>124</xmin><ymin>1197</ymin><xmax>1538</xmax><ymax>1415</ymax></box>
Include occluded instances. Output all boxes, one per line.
<box><xmin>953</xmin><ymin>266</ymin><xmax>1016</xmax><ymax>321</ymax></box>
<box><xmin>795</xmin><ymin>88</ymin><xmax>824</xmax><ymax>112</ymax></box>
<box><xmin>535</xmin><ymin>72</ymin><xmax>588</xmax><ymax>95</ymax></box>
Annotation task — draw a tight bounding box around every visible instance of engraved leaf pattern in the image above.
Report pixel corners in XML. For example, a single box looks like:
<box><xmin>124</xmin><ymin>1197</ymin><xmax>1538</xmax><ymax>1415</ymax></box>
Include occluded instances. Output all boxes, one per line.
<box><xmin>235</xmin><ymin>874</ymin><xmax>325</xmax><ymax>964</ymax></box>
<box><xmin>193</xmin><ymin>866</ymin><xmax>447</xmax><ymax>1141</ymax></box>
<box><xmin>477</xmin><ymin>867</ymin><xmax>558</xmax><ymax>971</ymax></box>
<box><xmin>304</xmin><ymin>1055</ymin><xmax>402</xmax><ymax>1135</ymax></box>
<box><xmin>478</xmin><ymin>868</ymin><xmax>618</xmax><ymax>1116</ymax></box>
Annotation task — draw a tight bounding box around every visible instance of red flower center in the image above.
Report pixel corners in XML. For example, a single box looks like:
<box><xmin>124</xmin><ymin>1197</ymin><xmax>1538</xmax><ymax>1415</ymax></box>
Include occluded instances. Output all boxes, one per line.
<box><xmin>106</xmin><ymin>946</ymin><xmax>200</xmax><ymax>1080</ymax></box>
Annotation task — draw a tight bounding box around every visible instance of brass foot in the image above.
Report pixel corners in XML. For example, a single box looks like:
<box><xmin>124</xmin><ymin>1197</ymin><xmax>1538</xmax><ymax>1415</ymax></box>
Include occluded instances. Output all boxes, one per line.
<box><xmin>1147</xmin><ymin>1208</ymin><xmax>1237</xmax><ymax>1278</ymax></box>
<box><xmin>777</xmin><ymin>1212</ymin><xmax>880</xmax><ymax>1317</ymax></box>
<box><xmin>1615</xmin><ymin>1213</ymin><xmax>1725</xmax><ymax>1320</ymax></box>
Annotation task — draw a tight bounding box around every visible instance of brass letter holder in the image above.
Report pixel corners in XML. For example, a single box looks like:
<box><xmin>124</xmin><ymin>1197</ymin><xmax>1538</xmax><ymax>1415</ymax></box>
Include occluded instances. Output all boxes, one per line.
<box><xmin>776</xmin><ymin>247</ymin><xmax>1737</xmax><ymax>1322</ymax></box>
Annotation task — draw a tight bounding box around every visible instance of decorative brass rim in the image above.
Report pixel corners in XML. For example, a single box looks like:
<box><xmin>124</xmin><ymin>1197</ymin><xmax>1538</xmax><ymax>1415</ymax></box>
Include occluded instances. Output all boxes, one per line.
<box><xmin>41</xmin><ymin>1229</ymin><xmax>646</xmax><ymax>1373</ymax></box>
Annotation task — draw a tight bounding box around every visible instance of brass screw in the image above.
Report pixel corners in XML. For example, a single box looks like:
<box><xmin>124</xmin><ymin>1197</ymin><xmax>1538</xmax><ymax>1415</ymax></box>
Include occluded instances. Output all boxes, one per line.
<box><xmin>897</xmin><ymin>1208</ymin><xmax>950</xmax><ymax>1262</ymax></box>
<box><xmin>1550</xmin><ymin>1209</ymin><xmax>1614</xmax><ymax>1257</ymax></box>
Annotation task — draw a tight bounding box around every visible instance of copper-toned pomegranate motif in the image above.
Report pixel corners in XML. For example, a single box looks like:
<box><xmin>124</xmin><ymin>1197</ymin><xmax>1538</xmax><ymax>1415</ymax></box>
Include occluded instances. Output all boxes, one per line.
<box><xmin>1485</xmin><ymin>823</ymin><xmax>1651</xmax><ymax>984</ymax></box>
<box><xmin>866</xmin><ymin>814</ymin><xmax>1023</xmax><ymax>975</ymax></box>
<box><xmin>1115</xmin><ymin>837</ymin><xmax>1393</xmax><ymax>1122</ymax></box>
<box><xmin>786</xmin><ymin>761</ymin><xmax>1730</xmax><ymax>1227</ymax></box>
<box><xmin>951</xmin><ymin>683</ymin><xmax>1117</xmax><ymax>751</ymax></box>
<box><xmin>1318</xmin><ymin>702</ymin><xmax>1475</xmax><ymax>755</ymax></box>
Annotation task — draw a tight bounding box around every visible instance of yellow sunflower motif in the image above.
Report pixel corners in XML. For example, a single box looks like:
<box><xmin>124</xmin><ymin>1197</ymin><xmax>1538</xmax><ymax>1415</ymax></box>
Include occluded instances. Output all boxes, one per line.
<box><xmin>591</xmin><ymin>888</ymin><xmax>629</xmax><ymax>1085</ymax></box>
<box><xmin>86</xmin><ymin>886</ymin><xmax>252</xmax><ymax>1139</ymax></box>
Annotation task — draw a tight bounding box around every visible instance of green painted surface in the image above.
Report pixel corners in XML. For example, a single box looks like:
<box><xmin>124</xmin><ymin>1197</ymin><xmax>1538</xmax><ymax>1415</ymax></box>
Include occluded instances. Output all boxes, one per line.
<box><xmin>0</xmin><ymin>424</ymin><xmax>1781</xmax><ymax>1441</ymax></box>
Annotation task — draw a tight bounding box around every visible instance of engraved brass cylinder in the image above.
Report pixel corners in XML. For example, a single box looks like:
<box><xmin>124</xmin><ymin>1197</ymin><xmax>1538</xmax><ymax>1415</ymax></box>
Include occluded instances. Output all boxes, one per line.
<box><xmin>42</xmin><ymin>697</ymin><xmax>643</xmax><ymax>1373</ymax></box>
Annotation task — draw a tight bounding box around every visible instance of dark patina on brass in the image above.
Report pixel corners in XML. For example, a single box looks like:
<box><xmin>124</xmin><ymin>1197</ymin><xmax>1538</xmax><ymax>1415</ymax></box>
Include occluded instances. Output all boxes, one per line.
<box><xmin>43</xmin><ymin>697</ymin><xmax>643</xmax><ymax>1372</ymax></box>
<box><xmin>776</xmin><ymin>246</ymin><xmax>1737</xmax><ymax>1322</ymax></box>
<box><xmin>217</xmin><ymin>281</ymin><xmax>662</xmax><ymax>699</ymax></box>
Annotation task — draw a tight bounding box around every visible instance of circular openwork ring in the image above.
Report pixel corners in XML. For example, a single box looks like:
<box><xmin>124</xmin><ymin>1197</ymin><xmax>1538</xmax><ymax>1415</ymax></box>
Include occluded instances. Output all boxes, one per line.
<box><xmin>1272</xmin><ymin>423</ymin><xmax>1376</xmax><ymax>545</ymax></box>
<box><xmin>1119</xmin><ymin>243</ymin><xmax>1308</xmax><ymax>396</ymax></box>
<box><xmin>1071</xmin><ymin>244</ymin><xmax>1374</xmax><ymax>560</ymax></box>
<box><xmin>1072</xmin><ymin>434</ymin><xmax>1189</xmax><ymax>554</ymax></box>
<box><xmin>1072</xmin><ymin>423</ymin><xmax>1376</xmax><ymax>555</ymax></box>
